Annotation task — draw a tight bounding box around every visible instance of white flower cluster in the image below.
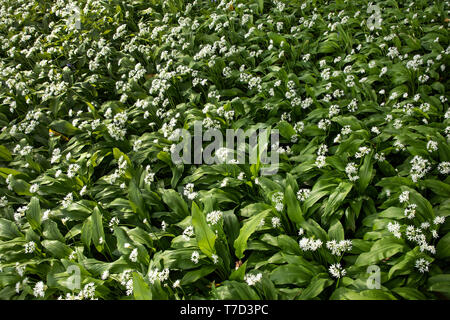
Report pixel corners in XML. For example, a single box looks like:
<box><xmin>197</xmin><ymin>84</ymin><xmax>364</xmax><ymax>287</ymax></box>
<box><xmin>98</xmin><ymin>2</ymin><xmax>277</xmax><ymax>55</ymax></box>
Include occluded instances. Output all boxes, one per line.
<box><xmin>415</xmin><ymin>258</ymin><xmax>430</xmax><ymax>273</ymax></box>
<box><xmin>183</xmin><ymin>183</ymin><xmax>198</xmax><ymax>200</ymax></box>
<box><xmin>244</xmin><ymin>273</ymin><xmax>263</xmax><ymax>286</ymax></box>
<box><xmin>206</xmin><ymin>210</ymin><xmax>223</xmax><ymax>225</ymax></box>
<box><xmin>148</xmin><ymin>268</ymin><xmax>170</xmax><ymax>284</ymax></box>
<box><xmin>326</xmin><ymin>240</ymin><xmax>352</xmax><ymax>256</ymax></box>
<box><xmin>119</xmin><ymin>270</ymin><xmax>133</xmax><ymax>296</ymax></box>
<box><xmin>296</xmin><ymin>188</ymin><xmax>311</xmax><ymax>201</ymax></box>
<box><xmin>345</xmin><ymin>162</ymin><xmax>359</xmax><ymax>181</ymax></box>
<box><xmin>410</xmin><ymin>155</ymin><xmax>431</xmax><ymax>182</ymax></box>
<box><xmin>329</xmin><ymin>263</ymin><xmax>346</xmax><ymax>279</ymax></box>
<box><xmin>299</xmin><ymin>237</ymin><xmax>323</xmax><ymax>251</ymax></box>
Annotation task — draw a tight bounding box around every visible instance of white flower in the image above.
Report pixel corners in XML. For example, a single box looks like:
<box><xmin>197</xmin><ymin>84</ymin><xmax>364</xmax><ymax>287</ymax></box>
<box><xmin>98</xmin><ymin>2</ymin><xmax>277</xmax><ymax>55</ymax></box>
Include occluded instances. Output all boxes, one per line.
<box><xmin>399</xmin><ymin>191</ymin><xmax>409</xmax><ymax>203</ymax></box>
<box><xmin>404</xmin><ymin>204</ymin><xmax>417</xmax><ymax>220</ymax></box>
<box><xmin>434</xmin><ymin>216</ymin><xmax>445</xmax><ymax>225</ymax></box>
<box><xmin>33</xmin><ymin>281</ymin><xmax>46</xmax><ymax>298</ymax></box>
<box><xmin>345</xmin><ymin>162</ymin><xmax>359</xmax><ymax>181</ymax></box>
<box><xmin>29</xmin><ymin>184</ymin><xmax>39</xmax><ymax>194</ymax></box>
<box><xmin>24</xmin><ymin>241</ymin><xmax>36</xmax><ymax>253</ymax></box>
<box><xmin>271</xmin><ymin>217</ymin><xmax>281</xmax><ymax>228</ymax></box>
<box><xmin>426</xmin><ymin>140</ymin><xmax>438</xmax><ymax>152</ymax></box>
<box><xmin>299</xmin><ymin>237</ymin><xmax>323</xmax><ymax>251</ymax></box>
<box><xmin>61</xmin><ymin>192</ymin><xmax>73</xmax><ymax>209</ymax></box>
<box><xmin>129</xmin><ymin>248</ymin><xmax>138</xmax><ymax>262</ymax></box>
<box><xmin>206</xmin><ymin>211</ymin><xmax>223</xmax><ymax>225</ymax></box>
<box><xmin>329</xmin><ymin>263</ymin><xmax>346</xmax><ymax>279</ymax></box>
<box><xmin>244</xmin><ymin>273</ymin><xmax>262</xmax><ymax>286</ymax></box>
<box><xmin>183</xmin><ymin>225</ymin><xmax>195</xmax><ymax>241</ymax></box>
<box><xmin>315</xmin><ymin>155</ymin><xmax>327</xmax><ymax>168</ymax></box>
<box><xmin>173</xmin><ymin>279</ymin><xmax>181</xmax><ymax>288</ymax></box>
<box><xmin>410</xmin><ymin>155</ymin><xmax>431</xmax><ymax>182</ymax></box>
<box><xmin>183</xmin><ymin>183</ymin><xmax>198</xmax><ymax>200</ymax></box>
<box><xmin>326</xmin><ymin>240</ymin><xmax>352</xmax><ymax>255</ymax></box>
<box><xmin>355</xmin><ymin>146</ymin><xmax>371</xmax><ymax>159</ymax></box>
<box><xmin>387</xmin><ymin>222</ymin><xmax>402</xmax><ymax>238</ymax></box>
<box><xmin>158</xmin><ymin>268</ymin><xmax>170</xmax><ymax>283</ymax></box>
<box><xmin>437</xmin><ymin>162</ymin><xmax>450</xmax><ymax>175</ymax></box>
<box><xmin>67</xmin><ymin>163</ymin><xmax>80</xmax><ymax>178</ymax></box>
<box><xmin>296</xmin><ymin>189</ymin><xmax>311</xmax><ymax>201</ymax></box>
<box><xmin>101</xmin><ymin>270</ymin><xmax>110</xmax><ymax>280</ymax></box>
<box><xmin>415</xmin><ymin>258</ymin><xmax>430</xmax><ymax>273</ymax></box>
<box><xmin>374</xmin><ymin>152</ymin><xmax>385</xmax><ymax>162</ymax></box>
<box><xmin>191</xmin><ymin>251</ymin><xmax>200</xmax><ymax>264</ymax></box>
<box><xmin>211</xmin><ymin>254</ymin><xmax>219</xmax><ymax>264</ymax></box>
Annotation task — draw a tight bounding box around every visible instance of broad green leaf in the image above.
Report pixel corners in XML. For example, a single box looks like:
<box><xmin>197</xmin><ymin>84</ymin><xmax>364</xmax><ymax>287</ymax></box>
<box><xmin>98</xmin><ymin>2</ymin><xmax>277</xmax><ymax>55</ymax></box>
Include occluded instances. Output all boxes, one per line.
<box><xmin>43</xmin><ymin>220</ymin><xmax>64</xmax><ymax>242</ymax></box>
<box><xmin>49</xmin><ymin>119</ymin><xmax>81</xmax><ymax>136</ymax></box>
<box><xmin>0</xmin><ymin>145</ymin><xmax>12</xmax><ymax>162</ymax></box>
<box><xmin>234</xmin><ymin>209</ymin><xmax>270</xmax><ymax>259</ymax></box>
<box><xmin>92</xmin><ymin>207</ymin><xmax>105</xmax><ymax>252</ymax></box>
<box><xmin>161</xmin><ymin>189</ymin><xmax>189</xmax><ymax>220</ymax></box>
<box><xmin>323</xmin><ymin>182</ymin><xmax>353</xmax><ymax>222</ymax></box>
<box><xmin>230</xmin><ymin>260</ymin><xmax>247</xmax><ymax>281</ymax></box>
<box><xmin>0</xmin><ymin>218</ymin><xmax>22</xmax><ymax>240</ymax></box>
<box><xmin>191</xmin><ymin>202</ymin><xmax>216</xmax><ymax>257</ymax></box>
<box><xmin>132</xmin><ymin>272</ymin><xmax>152</xmax><ymax>300</ymax></box>
<box><xmin>129</xmin><ymin>179</ymin><xmax>147</xmax><ymax>220</ymax></box>
<box><xmin>215</xmin><ymin>281</ymin><xmax>260</xmax><ymax>300</ymax></box>
<box><xmin>285</xmin><ymin>185</ymin><xmax>304</xmax><ymax>224</ymax></box>
<box><xmin>299</xmin><ymin>274</ymin><xmax>333</xmax><ymax>300</ymax></box>
<box><xmin>26</xmin><ymin>197</ymin><xmax>41</xmax><ymax>231</ymax></box>
<box><xmin>81</xmin><ymin>217</ymin><xmax>93</xmax><ymax>248</ymax></box>
<box><xmin>392</xmin><ymin>287</ymin><xmax>427</xmax><ymax>300</ymax></box>
<box><xmin>181</xmin><ymin>265</ymin><xmax>216</xmax><ymax>285</ymax></box>
<box><xmin>270</xmin><ymin>264</ymin><xmax>313</xmax><ymax>286</ymax></box>
<box><xmin>356</xmin><ymin>237</ymin><xmax>405</xmax><ymax>266</ymax></box>
<box><xmin>328</xmin><ymin>219</ymin><xmax>345</xmax><ymax>241</ymax></box>
<box><xmin>358</xmin><ymin>153</ymin><xmax>373</xmax><ymax>193</ymax></box>
<box><xmin>42</xmin><ymin>240</ymin><xmax>72</xmax><ymax>258</ymax></box>
<box><xmin>436</xmin><ymin>233</ymin><xmax>450</xmax><ymax>259</ymax></box>
<box><xmin>427</xmin><ymin>274</ymin><xmax>450</xmax><ymax>294</ymax></box>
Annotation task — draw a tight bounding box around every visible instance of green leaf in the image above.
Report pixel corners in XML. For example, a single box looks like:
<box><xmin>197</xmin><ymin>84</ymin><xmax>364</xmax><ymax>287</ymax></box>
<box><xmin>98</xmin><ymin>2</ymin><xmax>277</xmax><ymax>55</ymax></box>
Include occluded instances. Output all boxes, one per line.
<box><xmin>181</xmin><ymin>265</ymin><xmax>216</xmax><ymax>285</ymax></box>
<box><xmin>392</xmin><ymin>287</ymin><xmax>427</xmax><ymax>300</ymax></box>
<box><xmin>234</xmin><ymin>209</ymin><xmax>270</xmax><ymax>259</ymax></box>
<box><xmin>215</xmin><ymin>281</ymin><xmax>260</xmax><ymax>299</ymax></box>
<box><xmin>328</xmin><ymin>219</ymin><xmax>344</xmax><ymax>241</ymax></box>
<box><xmin>191</xmin><ymin>202</ymin><xmax>216</xmax><ymax>258</ymax></box>
<box><xmin>358</xmin><ymin>153</ymin><xmax>373</xmax><ymax>193</ymax></box>
<box><xmin>230</xmin><ymin>260</ymin><xmax>247</xmax><ymax>281</ymax></box>
<box><xmin>0</xmin><ymin>218</ymin><xmax>22</xmax><ymax>240</ymax></box>
<box><xmin>270</xmin><ymin>264</ymin><xmax>313</xmax><ymax>286</ymax></box>
<box><xmin>402</xmin><ymin>187</ymin><xmax>435</xmax><ymax>221</ymax></box>
<box><xmin>436</xmin><ymin>232</ymin><xmax>450</xmax><ymax>259</ymax></box>
<box><xmin>285</xmin><ymin>185</ymin><xmax>304</xmax><ymax>225</ymax></box>
<box><xmin>81</xmin><ymin>217</ymin><xmax>93</xmax><ymax>248</ymax></box>
<box><xmin>129</xmin><ymin>179</ymin><xmax>147</xmax><ymax>220</ymax></box>
<box><xmin>323</xmin><ymin>182</ymin><xmax>352</xmax><ymax>222</ymax></box>
<box><xmin>299</xmin><ymin>274</ymin><xmax>333</xmax><ymax>299</ymax></box>
<box><xmin>388</xmin><ymin>247</ymin><xmax>420</xmax><ymax>279</ymax></box>
<box><xmin>26</xmin><ymin>197</ymin><xmax>41</xmax><ymax>231</ymax></box>
<box><xmin>43</xmin><ymin>220</ymin><xmax>64</xmax><ymax>242</ymax></box>
<box><xmin>161</xmin><ymin>189</ymin><xmax>189</xmax><ymax>220</ymax></box>
<box><xmin>132</xmin><ymin>272</ymin><xmax>152</xmax><ymax>300</ymax></box>
<box><xmin>49</xmin><ymin>119</ymin><xmax>81</xmax><ymax>136</ymax></box>
<box><xmin>428</xmin><ymin>274</ymin><xmax>450</xmax><ymax>294</ymax></box>
<box><xmin>356</xmin><ymin>237</ymin><xmax>405</xmax><ymax>266</ymax></box>
<box><xmin>0</xmin><ymin>145</ymin><xmax>12</xmax><ymax>162</ymax></box>
<box><xmin>41</xmin><ymin>240</ymin><xmax>72</xmax><ymax>258</ymax></box>
<box><xmin>421</xmin><ymin>180</ymin><xmax>450</xmax><ymax>197</ymax></box>
<box><xmin>92</xmin><ymin>207</ymin><xmax>105</xmax><ymax>252</ymax></box>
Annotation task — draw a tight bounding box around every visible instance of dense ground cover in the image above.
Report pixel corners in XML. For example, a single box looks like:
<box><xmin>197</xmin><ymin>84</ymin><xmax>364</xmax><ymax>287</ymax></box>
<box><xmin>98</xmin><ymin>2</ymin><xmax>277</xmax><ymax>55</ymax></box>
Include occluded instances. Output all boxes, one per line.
<box><xmin>0</xmin><ymin>0</ymin><xmax>449</xmax><ymax>300</ymax></box>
